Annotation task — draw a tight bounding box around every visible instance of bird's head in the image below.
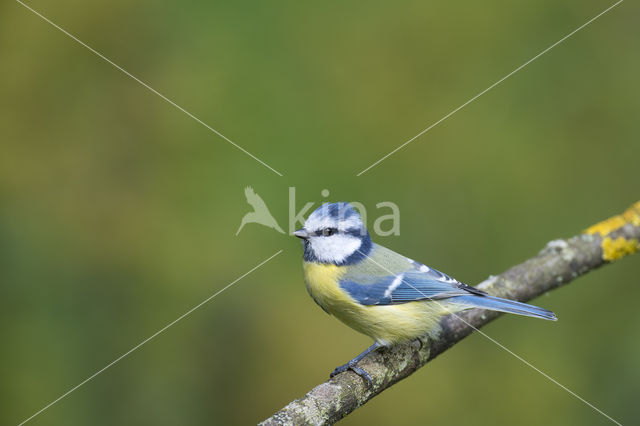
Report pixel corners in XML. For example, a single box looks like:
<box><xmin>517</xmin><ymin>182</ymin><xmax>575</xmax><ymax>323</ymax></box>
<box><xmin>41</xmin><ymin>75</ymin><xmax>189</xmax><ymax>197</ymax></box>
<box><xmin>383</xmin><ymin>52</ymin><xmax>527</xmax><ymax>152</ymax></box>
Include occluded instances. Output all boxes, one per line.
<box><xmin>294</xmin><ymin>202</ymin><xmax>372</xmax><ymax>265</ymax></box>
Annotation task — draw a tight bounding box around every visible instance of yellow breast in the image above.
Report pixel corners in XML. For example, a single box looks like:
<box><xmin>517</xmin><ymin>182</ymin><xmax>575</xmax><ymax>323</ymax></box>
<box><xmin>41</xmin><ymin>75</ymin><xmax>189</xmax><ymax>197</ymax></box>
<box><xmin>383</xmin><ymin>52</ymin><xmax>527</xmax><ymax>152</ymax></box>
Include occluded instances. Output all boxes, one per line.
<box><xmin>302</xmin><ymin>262</ymin><xmax>458</xmax><ymax>345</ymax></box>
<box><xmin>303</xmin><ymin>262</ymin><xmax>353</xmax><ymax>311</ymax></box>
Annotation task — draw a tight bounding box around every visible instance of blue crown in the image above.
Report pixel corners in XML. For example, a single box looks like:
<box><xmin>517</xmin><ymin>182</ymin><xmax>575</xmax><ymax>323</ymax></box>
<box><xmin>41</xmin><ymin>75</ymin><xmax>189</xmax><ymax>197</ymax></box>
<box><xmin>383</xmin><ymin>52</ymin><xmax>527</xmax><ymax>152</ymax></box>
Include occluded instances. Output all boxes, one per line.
<box><xmin>315</xmin><ymin>202</ymin><xmax>360</xmax><ymax>221</ymax></box>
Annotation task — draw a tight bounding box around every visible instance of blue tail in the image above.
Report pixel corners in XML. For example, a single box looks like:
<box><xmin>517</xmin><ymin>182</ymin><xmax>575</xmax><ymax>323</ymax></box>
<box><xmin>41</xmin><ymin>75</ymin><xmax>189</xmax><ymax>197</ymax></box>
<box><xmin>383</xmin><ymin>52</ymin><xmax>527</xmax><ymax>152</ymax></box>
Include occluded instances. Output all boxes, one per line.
<box><xmin>452</xmin><ymin>295</ymin><xmax>557</xmax><ymax>321</ymax></box>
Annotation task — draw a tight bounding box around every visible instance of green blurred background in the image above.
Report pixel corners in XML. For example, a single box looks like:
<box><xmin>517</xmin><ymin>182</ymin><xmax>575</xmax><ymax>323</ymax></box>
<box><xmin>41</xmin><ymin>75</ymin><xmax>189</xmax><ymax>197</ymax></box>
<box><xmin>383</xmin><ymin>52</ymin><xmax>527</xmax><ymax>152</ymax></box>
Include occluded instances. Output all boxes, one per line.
<box><xmin>1</xmin><ymin>0</ymin><xmax>638</xmax><ymax>424</ymax></box>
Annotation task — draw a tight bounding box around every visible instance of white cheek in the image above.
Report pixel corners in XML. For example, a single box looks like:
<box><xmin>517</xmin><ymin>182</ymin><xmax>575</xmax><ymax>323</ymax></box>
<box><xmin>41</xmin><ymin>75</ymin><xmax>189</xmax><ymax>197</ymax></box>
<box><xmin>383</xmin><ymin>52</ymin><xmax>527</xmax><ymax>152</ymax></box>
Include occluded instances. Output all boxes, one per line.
<box><xmin>310</xmin><ymin>235</ymin><xmax>362</xmax><ymax>263</ymax></box>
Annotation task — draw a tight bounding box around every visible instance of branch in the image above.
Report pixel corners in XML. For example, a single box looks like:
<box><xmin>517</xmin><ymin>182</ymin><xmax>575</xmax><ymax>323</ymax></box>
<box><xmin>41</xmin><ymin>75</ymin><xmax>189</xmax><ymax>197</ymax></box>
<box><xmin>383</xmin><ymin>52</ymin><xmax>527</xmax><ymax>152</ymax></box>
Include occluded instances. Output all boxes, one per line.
<box><xmin>261</xmin><ymin>201</ymin><xmax>640</xmax><ymax>426</ymax></box>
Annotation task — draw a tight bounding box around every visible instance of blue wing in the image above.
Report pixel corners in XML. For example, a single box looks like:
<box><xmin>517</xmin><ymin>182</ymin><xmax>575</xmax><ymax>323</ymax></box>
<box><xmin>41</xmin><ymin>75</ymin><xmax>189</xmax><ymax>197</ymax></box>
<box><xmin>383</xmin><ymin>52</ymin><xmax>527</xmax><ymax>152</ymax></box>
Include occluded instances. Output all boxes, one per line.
<box><xmin>339</xmin><ymin>258</ymin><xmax>486</xmax><ymax>306</ymax></box>
<box><xmin>335</xmin><ymin>245</ymin><xmax>556</xmax><ymax>320</ymax></box>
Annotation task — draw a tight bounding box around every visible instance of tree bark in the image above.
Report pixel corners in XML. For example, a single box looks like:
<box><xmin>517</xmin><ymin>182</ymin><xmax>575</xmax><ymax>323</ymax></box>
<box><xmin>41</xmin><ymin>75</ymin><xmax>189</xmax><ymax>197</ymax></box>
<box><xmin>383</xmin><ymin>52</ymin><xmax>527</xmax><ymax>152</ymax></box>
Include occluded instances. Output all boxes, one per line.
<box><xmin>260</xmin><ymin>201</ymin><xmax>640</xmax><ymax>426</ymax></box>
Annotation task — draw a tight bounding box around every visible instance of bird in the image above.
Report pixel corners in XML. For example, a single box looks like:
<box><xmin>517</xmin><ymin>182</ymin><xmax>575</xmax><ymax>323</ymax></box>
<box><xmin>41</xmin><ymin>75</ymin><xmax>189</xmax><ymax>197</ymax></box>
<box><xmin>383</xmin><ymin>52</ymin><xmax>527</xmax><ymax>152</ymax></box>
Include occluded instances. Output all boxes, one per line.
<box><xmin>236</xmin><ymin>186</ymin><xmax>284</xmax><ymax>235</ymax></box>
<box><xmin>294</xmin><ymin>202</ymin><xmax>556</xmax><ymax>385</ymax></box>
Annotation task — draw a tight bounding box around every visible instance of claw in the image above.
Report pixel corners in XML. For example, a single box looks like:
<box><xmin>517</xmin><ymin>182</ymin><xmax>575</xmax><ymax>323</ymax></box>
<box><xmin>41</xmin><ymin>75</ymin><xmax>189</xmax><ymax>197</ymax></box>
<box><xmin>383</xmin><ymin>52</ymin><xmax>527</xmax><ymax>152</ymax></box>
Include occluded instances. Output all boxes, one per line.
<box><xmin>329</xmin><ymin>342</ymin><xmax>380</xmax><ymax>387</ymax></box>
<box><xmin>330</xmin><ymin>361</ymin><xmax>373</xmax><ymax>387</ymax></box>
<box><xmin>350</xmin><ymin>365</ymin><xmax>373</xmax><ymax>387</ymax></box>
<box><xmin>330</xmin><ymin>364</ymin><xmax>348</xmax><ymax>377</ymax></box>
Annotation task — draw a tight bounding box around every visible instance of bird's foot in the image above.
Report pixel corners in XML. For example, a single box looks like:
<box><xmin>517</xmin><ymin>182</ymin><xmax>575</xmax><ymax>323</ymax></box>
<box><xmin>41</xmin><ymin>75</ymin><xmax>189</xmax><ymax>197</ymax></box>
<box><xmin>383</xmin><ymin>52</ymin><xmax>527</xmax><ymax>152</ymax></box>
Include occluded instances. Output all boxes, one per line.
<box><xmin>330</xmin><ymin>360</ymin><xmax>372</xmax><ymax>387</ymax></box>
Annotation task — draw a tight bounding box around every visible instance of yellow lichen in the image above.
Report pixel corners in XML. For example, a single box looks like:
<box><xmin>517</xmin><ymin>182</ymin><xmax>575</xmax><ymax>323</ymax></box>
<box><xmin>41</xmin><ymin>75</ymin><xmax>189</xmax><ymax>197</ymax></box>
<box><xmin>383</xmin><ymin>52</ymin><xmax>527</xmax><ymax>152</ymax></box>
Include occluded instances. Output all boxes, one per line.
<box><xmin>601</xmin><ymin>237</ymin><xmax>639</xmax><ymax>262</ymax></box>
<box><xmin>585</xmin><ymin>201</ymin><xmax>640</xmax><ymax>236</ymax></box>
<box><xmin>623</xmin><ymin>201</ymin><xmax>640</xmax><ymax>227</ymax></box>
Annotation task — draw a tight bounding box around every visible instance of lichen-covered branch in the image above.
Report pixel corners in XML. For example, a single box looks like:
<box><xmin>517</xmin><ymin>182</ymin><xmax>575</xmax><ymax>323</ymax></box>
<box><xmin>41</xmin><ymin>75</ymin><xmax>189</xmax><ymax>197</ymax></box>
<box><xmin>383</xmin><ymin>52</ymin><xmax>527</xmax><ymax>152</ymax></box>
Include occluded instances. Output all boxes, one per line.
<box><xmin>261</xmin><ymin>202</ymin><xmax>640</xmax><ymax>426</ymax></box>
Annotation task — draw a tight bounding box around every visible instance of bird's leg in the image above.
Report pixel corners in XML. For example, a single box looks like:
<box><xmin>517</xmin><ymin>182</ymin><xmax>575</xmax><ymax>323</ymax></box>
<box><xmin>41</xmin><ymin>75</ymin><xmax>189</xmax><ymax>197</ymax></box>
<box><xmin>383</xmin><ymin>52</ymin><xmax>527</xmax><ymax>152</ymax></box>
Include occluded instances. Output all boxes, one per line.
<box><xmin>330</xmin><ymin>342</ymin><xmax>381</xmax><ymax>386</ymax></box>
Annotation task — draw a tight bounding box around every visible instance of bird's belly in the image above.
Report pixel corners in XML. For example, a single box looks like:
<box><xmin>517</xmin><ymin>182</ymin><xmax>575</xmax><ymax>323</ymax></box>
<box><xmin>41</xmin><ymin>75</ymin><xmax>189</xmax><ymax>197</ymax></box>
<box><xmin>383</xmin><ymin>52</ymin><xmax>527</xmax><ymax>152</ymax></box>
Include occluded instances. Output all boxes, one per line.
<box><xmin>303</xmin><ymin>263</ymin><xmax>459</xmax><ymax>345</ymax></box>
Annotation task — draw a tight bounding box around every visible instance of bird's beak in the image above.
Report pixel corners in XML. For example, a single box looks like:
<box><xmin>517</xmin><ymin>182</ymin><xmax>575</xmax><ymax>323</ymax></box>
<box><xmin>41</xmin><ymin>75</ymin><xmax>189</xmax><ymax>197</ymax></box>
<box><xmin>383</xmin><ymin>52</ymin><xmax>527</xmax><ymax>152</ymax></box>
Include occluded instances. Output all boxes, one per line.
<box><xmin>293</xmin><ymin>229</ymin><xmax>309</xmax><ymax>239</ymax></box>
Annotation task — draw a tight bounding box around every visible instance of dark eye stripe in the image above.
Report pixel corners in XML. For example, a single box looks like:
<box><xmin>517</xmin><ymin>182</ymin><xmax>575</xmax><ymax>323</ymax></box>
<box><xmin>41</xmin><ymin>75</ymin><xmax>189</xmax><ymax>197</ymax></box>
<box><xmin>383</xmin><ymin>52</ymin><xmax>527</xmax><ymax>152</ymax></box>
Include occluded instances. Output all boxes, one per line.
<box><xmin>313</xmin><ymin>227</ymin><xmax>364</xmax><ymax>237</ymax></box>
<box><xmin>314</xmin><ymin>227</ymin><xmax>338</xmax><ymax>237</ymax></box>
<box><xmin>343</xmin><ymin>227</ymin><xmax>366</xmax><ymax>237</ymax></box>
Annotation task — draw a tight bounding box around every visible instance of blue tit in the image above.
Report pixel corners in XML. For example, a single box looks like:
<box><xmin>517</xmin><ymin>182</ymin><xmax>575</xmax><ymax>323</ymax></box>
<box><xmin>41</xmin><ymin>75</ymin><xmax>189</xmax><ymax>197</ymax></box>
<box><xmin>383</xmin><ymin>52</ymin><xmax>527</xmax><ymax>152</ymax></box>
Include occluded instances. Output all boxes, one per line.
<box><xmin>294</xmin><ymin>202</ymin><xmax>556</xmax><ymax>385</ymax></box>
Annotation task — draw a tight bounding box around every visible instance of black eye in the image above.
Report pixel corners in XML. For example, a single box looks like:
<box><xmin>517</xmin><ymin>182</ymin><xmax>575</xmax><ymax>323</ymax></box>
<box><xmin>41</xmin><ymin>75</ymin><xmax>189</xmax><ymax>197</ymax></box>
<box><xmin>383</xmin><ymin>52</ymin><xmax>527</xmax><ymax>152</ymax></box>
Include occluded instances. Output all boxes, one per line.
<box><xmin>322</xmin><ymin>227</ymin><xmax>337</xmax><ymax>236</ymax></box>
